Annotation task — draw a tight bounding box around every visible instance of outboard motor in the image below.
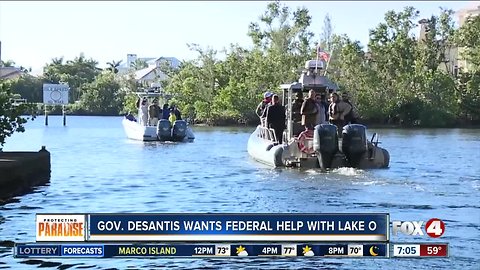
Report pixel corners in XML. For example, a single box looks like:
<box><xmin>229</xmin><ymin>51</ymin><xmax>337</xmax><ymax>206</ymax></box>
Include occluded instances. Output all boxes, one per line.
<box><xmin>313</xmin><ymin>124</ymin><xmax>339</xmax><ymax>170</ymax></box>
<box><xmin>157</xmin><ymin>119</ymin><xmax>172</xmax><ymax>141</ymax></box>
<box><xmin>172</xmin><ymin>120</ymin><xmax>187</xmax><ymax>141</ymax></box>
<box><xmin>342</xmin><ymin>124</ymin><xmax>367</xmax><ymax>167</ymax></box>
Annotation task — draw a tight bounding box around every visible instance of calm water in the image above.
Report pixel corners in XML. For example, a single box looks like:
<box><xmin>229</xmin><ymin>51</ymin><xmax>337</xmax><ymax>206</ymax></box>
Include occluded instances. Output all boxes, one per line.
<box><xmin>0</xmin><ymin>116</ymin><xmax>479</xmax><ymax>269</ymax></box>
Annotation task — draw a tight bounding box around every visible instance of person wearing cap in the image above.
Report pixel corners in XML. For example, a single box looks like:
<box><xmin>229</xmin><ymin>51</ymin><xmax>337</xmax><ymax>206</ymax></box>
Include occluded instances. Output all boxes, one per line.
<box><xmin>148</xmin><ymin>98</ymin><xmax>161</xmax><ymax>126</ymax></box>
<box><xmin>256</xmin><ymin>91</ymin><xmax>273</xmax><ymax>126</ymax></box>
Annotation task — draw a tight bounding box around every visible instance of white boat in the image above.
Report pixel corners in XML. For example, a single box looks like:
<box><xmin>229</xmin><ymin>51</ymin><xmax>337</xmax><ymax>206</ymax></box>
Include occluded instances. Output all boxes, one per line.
<box><xmin>122</xmin><ymin>117</ymin><xmax>195</xmax><ymax>142</ymax></box>
<box><xmin>122</xmin><ymin>90</ymin><xmax>195</xmax><ymax>142</ymax></box>
<box><xmin>247</xmin><ymin>60</ymin><xmax>389</xmax><ymax>170</ymax></box>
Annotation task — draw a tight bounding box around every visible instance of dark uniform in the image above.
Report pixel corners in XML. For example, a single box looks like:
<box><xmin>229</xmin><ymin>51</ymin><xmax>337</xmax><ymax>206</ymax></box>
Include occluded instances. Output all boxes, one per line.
<box><xmin>266</xmin><ymin>103</ymin><xmax>286</xmax><ymax>143</ymax></box>
<box><xmin>292</xmin><ymin>95</ymin><xmax>303</xmax><ymax>123</ymax></box>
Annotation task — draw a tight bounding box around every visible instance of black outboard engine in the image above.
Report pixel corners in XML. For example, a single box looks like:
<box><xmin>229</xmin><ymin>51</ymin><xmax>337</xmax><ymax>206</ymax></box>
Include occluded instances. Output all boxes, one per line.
<box><xmin>157</xmin><ymin>119</ymin><xmax>172</xmax><ymax>141</ymax></box>
<box><xmin>172</xmin><ymin>120</ymin><xmax>187</xmax><ymax>141</ymax></box>
<box><xmin>313</xmin><ymin>124</ymin><xmax>339</xmax><ymax>170</ymax></box>
<box><xmin>342</xmin><ymin>124</ymin><xmax>367</xmax><ymax>167</ymax></box>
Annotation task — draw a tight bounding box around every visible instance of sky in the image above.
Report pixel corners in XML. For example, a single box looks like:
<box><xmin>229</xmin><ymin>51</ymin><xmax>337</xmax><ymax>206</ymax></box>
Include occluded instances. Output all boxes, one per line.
<box><xmin>0</xmin><ymin>1</ymin><xmax>477</xmax><ymax>75</ymax></box>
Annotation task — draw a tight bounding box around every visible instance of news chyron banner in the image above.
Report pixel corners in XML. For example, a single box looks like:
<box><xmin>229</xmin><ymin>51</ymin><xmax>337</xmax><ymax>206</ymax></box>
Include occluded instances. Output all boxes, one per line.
<box><xmin>15</xmin><ymin>243</ymin><xmax>390</xmax><ymax>258</ymax></box>
<box><xmin>35</xmin><ymin>213</ymin><xmax>389</xmax><ymax>242</ymax></box>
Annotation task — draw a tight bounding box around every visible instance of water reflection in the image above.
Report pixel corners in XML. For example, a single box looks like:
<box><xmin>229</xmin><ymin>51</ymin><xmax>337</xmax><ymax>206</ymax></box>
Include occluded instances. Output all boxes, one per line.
<box><xmin>0</xmin><ymin>117</ymin><xmax>478</xmax><ymax>269</ymax></box>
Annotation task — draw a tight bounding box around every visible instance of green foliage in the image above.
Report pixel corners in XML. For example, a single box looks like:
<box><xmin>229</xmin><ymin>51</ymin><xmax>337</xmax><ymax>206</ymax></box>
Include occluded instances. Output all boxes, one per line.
<box><xmin>455</xmin><ymin>15</ymin><xmax>480</xmax><ymax>71</ymax></box>
<box><xmin>453</xmin><ymin>15</ymin><xmax>480</xmax><ymax>121</ymax></box>
<box><xmin>7</xmin><ymin>75</ymin><xmax>44</xmax><ymax>103</ymax></box>
<box><xmin>130</xmin><ymin>59</ymin><xmax>148</xmax><ymax>71</ymax></box>
<box><xmin>456</xmin><ymin>71</ymin><xmax>480</xmax><ymax>121</ymax></box>
<box><xmin>1</xmin><ymin>60</ymin><xmax>16</xmax><ymax>67</ymax></box>
<box><xmin>118</xmin><ymin>71</ymin><xmax>141</xmax><ymax>114</ymax></box>
<box><xmin>0</xmin><ymin>80</ymin><xmax>36</xmax><ymax>149</ymax></box>
<box><xmin>5</xmin><ymin>1</ymin><xmax>477</xmax><ymax>126</ymax></box>
<box><xmin>106</xmin><ymin>60</ymin><xmax>123</xmax><ymax>74</ymax></box>
<box><xmin>43</xmin><ymin>54</ymin><xmax>100</xmax><ymax>102</ymax></box>
<box><xmin>154</xmin><ymin>2</ymin><xmax>477</xmax><ymax>127</ymax></box>
<box><xmin>122</xmin><ymin>92</ymin><xmax>139</xmax><ymax>116</ymax></box>
<box><xmin>77</xmin><ymin>72</ymin><xmax>124</xmax><ymax>115</ymax></box>
<box><xmin>319</xmin><ymin>14</ymin><xmax>334</xmax><ymax>52</ymax></box>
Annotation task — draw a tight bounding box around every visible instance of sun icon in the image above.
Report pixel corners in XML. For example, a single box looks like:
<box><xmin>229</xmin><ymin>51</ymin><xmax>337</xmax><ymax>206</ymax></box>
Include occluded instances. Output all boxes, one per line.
<box><xmin>302</xmin><ymin>245</ymin><xmax>315</xmax><ymax>256</ymax></box>
<box><xmin>236</xmin><ymin>245</ymin><xmax>248</xmax><ymax>256</ymax></box>
<box><xmin>236</xmin><ymin>245</ymin><xmax>245</xmax><ymax>254</ymax></box>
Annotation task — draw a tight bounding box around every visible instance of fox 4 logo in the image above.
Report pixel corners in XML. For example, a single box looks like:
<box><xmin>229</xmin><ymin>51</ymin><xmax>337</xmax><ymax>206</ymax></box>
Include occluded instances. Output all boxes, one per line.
<box><xmin>392</xmin><ymin>218</ymin><xmax>445</xmax><ymax>238</ymax></box>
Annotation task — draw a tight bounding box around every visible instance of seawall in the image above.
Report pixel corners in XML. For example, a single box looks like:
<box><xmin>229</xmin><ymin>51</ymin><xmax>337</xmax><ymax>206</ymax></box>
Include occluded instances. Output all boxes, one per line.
<box><xmin>0</xmin><ymin>147</ymin><xmax>51</xmax><ymax>204</ymax></box>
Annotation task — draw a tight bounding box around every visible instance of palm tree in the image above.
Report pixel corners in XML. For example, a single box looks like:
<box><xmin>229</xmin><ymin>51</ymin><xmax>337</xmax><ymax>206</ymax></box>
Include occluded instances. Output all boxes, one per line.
<box><xmin>18</xmin><ymin>66</ymin><xmax>31</xmax><ymax>73</ymax></box>
<box><xmin>51</xmin><ymin>57</ymin><xmax>64</xmax><ymax>65</ymax></box>
<box><xmin>1</xmin><ymin>60</ymin><xmax>16</xmax><ymax>67</ymax></box>
<box><xmin>106</xmin><ymin>60</ymin><xmax>123</xmax><ymax>74</ymax></box>
<box><xmin>131</xmin><ymin>59</ymin><xmax>148</xmax><ymax>70</ymax></box>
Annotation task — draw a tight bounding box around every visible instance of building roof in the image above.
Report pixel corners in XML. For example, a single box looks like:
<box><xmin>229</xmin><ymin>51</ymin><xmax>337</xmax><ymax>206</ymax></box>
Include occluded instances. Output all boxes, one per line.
<box><xmin>457</xmin><ymin>2</ymin><xmax>480</xmax><ymax>26</ymax></box>
<box><xmin>118</xmin><ymin>57</ymin><xmax>155</xmax><ymax>69</ymax></box>
<box><xmin>118</xmin><ymin>56</ymin><xmax>180</xmax><ymax>69</ymax></box>
<box><xmin>134</xmin><ymin>64</ymin><xmax>157</xmax><ymax>80</ymax></box>
<box><xmin>154</xmin><ymin>57</ymin><xmax>181</xmax><ymax>68</ymax></box>
<box><xmin>0</xmin><ymin>67</ymin><xmax>25</xmax><ymax>79</ymax></box>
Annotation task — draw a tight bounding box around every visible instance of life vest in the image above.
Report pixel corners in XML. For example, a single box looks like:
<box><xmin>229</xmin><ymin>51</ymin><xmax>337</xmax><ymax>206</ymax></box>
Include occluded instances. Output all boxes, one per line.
<box><xmin>297</xmin><ymin>129</ymin><xmax>315</xmax><ymax>154</ymax></box>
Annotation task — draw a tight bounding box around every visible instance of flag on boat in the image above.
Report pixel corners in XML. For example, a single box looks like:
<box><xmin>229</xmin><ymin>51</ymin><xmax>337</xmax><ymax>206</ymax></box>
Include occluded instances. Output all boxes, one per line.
<box><xmin>317</xmin><ymin>46</ymin><xmax>330</xmax><ymax>61</ymax></box>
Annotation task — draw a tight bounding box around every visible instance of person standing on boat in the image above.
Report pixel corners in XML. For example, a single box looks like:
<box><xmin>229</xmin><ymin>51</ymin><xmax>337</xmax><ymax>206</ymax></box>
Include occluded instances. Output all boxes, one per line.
<box><xmin>162</xmin><ymin>104</ymin><xmax>170</xmax><ymax>120</ymax></box>
<box><xmin>168</xmin><ymin>108</ymin><xmax>177</xmax><ymax>126</ymax></box>
<box><xmin>256</xmin><ymin>92</ymin><xmax>273</xmax><ymax>126</ymax></box>
<box><xmin>139</xmin><ymin>97</ymin><xmax>149</xmax><ymax>126</ymax></box>
<box><xmin>266</xmin><ymin>95</ymin><xmax>286</xmax><ymax>144</ymax></box>
<box><xmin>136</xmin><ymin>97</ymin><xmax>141</xmax><ymax>109</ymax></box>
<box><xmin>341</xmin><ymin>92</ymin><xmax>359</xmax><ymax>124</ymax></box>
<box><xmin>292</xmin><ymin>92</ymin><xmax>304</xmax><ymax>123</ymax></box>
<box><xmin>320</xmin><ymin>93</ymin><xmax>329</xmax><ymax>123</ymax></box>
<box><xmin>148</xmin><ymin>99</ymin><xmax>161</xmax><ymax>126</ymax></box>
<box><xmin>173</xmin><ymin>105</ymin><xmax>182</xmax><ymax>120</ymax></box>
<box><xmin>300</xmin><ymin>90</ymin><xmax>318</xmax><ymax>130</ymax></box>
<box><xmin>315</xmin><ymin>93</ymin><xmax>328</xmax><ymax>125</ymax></box>
<box><xmin>328</xmin><ymin>92</ymin><xmax>351</xmax><ymax>137</ymax></box>
<box><xmin>125</xmin><ymin>111</ymin><xmax>136</xmax><ymax>122</ymax></box>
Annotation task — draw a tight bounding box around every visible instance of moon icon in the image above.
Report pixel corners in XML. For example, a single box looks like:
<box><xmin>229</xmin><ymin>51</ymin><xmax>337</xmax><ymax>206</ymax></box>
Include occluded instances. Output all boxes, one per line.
<box><xmin>369</xmin><ymin>246</ymin><xmax>379</xmax><ymax>256</ymax></box>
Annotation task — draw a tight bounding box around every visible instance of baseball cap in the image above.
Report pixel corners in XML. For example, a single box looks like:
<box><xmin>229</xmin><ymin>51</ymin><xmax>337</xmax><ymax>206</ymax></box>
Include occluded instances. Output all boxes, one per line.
<box><xmin>264</xmin><ymin>91</ymin><xmax>273</xmax><ymax>98</ymax></box>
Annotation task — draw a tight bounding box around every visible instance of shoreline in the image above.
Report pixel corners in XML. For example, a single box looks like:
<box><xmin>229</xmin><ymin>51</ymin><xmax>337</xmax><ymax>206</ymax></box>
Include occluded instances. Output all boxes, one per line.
<box><xmin>30</xmin><ymin>113</ymin><xmax>480</xmax><ymax>129</ymax></box>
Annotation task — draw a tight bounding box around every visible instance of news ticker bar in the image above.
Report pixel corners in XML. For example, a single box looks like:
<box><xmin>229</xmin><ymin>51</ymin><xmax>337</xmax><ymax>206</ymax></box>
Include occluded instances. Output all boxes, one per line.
<box><xmin>36</xmin><ymin>213</ymin><xmax>389</xmax><ymax>242</ymax></box>
<box><xmin>15</xmin><ymin>243</ymin><xmax>449</xmax><ymax>258</ymax></box>
<box><xmin>14</xmin><ymin>243</ymin><xmax>389</xmax><ymax>258</ymax></box>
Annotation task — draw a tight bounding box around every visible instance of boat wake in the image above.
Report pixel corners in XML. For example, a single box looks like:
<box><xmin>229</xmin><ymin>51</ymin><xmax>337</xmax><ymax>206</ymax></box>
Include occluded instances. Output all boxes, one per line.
<box><xmin>299</xmin><ymin>167</ymin><xmax>364</xmax><ymax>177</ymax></box>
<box><xmin>331</xmin><ymin>167</ymin><xmax>364</xmax><ymax>176</ymax></box>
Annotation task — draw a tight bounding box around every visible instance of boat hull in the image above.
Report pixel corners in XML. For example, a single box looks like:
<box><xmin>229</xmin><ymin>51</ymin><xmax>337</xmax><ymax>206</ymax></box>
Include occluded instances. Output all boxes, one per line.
<box><xmin>247</xmin><ymin>125</ymin><xmax>389</xmax><ymax>170</ymax></box>
<box><xmin>247</xmin><ymin>126</ymin><xmax>284</xmax><ymax>167</ymax></box>
<box><xmin>122</xmin><ymin>118</ymin><xmax>195</xmax><ymax>142</ymax></box>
